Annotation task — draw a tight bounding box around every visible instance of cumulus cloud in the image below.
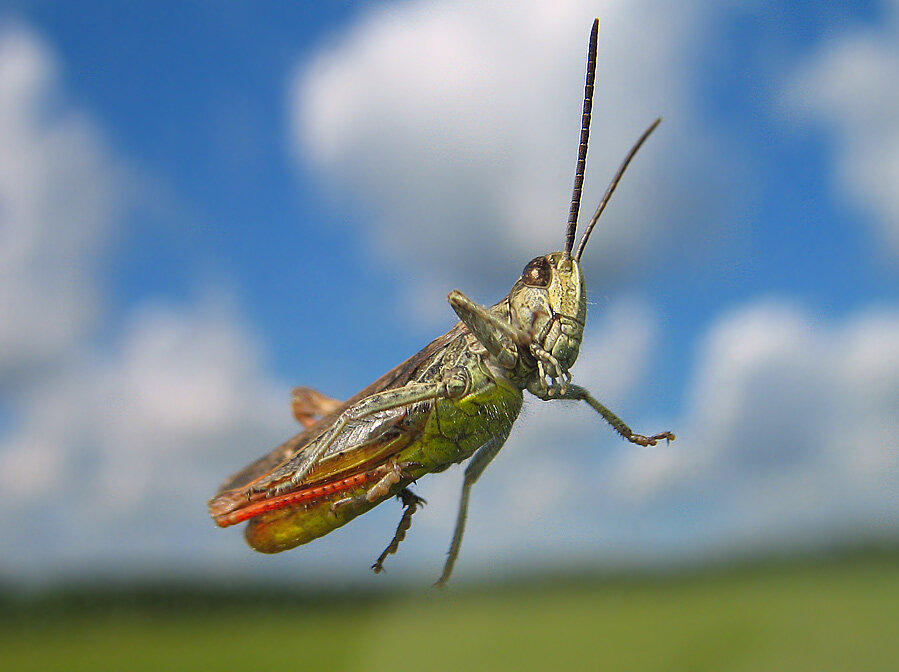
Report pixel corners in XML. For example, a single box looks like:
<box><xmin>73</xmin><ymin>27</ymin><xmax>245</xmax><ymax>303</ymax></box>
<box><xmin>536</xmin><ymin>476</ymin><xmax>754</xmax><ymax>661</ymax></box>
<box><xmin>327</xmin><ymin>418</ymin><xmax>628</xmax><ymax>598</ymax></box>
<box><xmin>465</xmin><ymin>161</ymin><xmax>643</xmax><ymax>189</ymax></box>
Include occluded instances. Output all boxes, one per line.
<box><xmin>291</xmin><ymin>0</ymin><xmax>724</xmax><ymax>319</ymax></box>
<box><xmin>786</xmin><ymin>2</ymin><xmax>899</xmax><ymax>256</ymax></box>
<box><xmin>0</xmin><ymin>25</ymin><xmax>296</xmax><ymax>580</ymax></box>
<box><xmin>0</xmin><ymin>301</ymin><xmax>296</xmax><ymax>575</ymax></box>
<box><xmin>0</xmin><ymin>26</ymin><xmax>120</xmax><ymax>381</ymax></box>
<box><xmin>401</xmin><ymin>300</ymin><xmax>899</xmax><ymax>579</ymax></box>
<box><xmin>3</xmin><ymin>9</ymin><xmax>896</xmax><ymax>584</ymax></box>
<box><xmin>594</xmin><ymin>302</ymin><xmax>899</xmax><ymax>554</ymax></box>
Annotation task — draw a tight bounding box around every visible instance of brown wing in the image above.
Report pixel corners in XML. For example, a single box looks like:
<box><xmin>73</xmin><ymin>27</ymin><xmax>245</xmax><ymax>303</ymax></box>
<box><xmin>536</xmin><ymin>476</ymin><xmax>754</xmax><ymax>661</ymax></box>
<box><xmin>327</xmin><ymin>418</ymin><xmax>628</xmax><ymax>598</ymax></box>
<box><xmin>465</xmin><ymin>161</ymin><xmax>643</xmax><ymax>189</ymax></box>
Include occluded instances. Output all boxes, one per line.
<box><xmin>210</xmin><ymin>323</ymin><xmax>466</xmax><ymax>502</ymax></box>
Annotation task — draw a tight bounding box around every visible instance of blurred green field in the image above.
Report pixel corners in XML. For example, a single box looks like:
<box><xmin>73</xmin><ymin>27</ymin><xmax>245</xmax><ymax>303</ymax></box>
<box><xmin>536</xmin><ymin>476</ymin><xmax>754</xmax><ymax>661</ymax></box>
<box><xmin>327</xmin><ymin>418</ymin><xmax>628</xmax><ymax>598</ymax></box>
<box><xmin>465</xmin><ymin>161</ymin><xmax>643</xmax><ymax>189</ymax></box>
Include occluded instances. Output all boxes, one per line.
<box><xmin>2</xmin><ymin>554</ymin><xmax>897</xmax><ymax>672</ymax></box>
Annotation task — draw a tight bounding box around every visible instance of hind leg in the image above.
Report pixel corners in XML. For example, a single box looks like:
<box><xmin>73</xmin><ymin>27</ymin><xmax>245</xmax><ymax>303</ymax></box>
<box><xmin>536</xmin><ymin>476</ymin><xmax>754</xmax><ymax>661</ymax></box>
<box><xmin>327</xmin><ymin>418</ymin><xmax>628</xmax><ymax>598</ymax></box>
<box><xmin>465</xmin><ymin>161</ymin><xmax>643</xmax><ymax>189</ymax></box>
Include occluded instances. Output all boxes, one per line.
<box><xmin>435</xmin><ymin>435</ymin><xmax>507</xmax><ymax>588</ymax></box>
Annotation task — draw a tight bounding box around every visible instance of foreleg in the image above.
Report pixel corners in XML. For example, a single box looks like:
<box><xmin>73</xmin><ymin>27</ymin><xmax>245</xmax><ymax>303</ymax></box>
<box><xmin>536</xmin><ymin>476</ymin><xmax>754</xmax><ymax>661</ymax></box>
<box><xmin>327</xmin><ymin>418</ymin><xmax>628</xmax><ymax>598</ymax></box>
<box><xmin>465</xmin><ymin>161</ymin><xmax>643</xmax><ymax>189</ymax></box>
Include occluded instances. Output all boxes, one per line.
<box><xmin>448</xmin><ymin>290</ymin><xmax>521</xmax><ymax>369</ymax></box>
<box><xmin>449</xmin><ymin>290</ymin><xmax>569</xmax><ymax>394</ymax></box>
<box><xmin>548</xmin><ymin>384</ymin><xmax>675</xmax><ymax>446</ymax></box>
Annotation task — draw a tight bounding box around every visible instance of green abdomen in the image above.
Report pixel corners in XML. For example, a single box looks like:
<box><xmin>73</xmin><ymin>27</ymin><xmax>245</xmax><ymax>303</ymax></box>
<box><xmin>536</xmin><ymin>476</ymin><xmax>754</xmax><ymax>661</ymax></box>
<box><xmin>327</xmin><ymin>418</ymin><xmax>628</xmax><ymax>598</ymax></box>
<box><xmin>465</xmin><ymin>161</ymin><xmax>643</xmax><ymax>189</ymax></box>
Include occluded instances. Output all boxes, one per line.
<box><xmin>403</xmin><ymin>370</ymin><xmax>523</xmax><ymax>470</ymax></box>
<box><xmin>245</xmin><ymin>369</ymin><xmax>522</xmax><ymax>554</ymax></box>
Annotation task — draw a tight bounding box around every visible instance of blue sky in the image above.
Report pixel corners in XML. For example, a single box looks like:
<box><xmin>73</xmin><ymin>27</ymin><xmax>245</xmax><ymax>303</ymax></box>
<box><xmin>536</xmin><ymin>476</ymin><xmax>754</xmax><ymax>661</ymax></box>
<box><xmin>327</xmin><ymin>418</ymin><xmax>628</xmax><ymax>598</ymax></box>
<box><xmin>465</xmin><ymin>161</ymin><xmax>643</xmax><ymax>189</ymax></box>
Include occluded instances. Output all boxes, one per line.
<box><xmin>0</xmin><ymin>0</ymin><xmax>896</xmax><ymax>585</ymax></box>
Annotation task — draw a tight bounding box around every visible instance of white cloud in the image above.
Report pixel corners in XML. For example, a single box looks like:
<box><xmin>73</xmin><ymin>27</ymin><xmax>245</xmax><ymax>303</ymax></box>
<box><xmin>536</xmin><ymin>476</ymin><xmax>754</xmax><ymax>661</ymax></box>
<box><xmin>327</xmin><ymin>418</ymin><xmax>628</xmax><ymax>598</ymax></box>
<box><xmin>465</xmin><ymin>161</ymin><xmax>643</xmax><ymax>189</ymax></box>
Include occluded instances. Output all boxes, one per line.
<box><xmin>406</xmin><ymin>300</ymin><xmax>899</xmax><ymax>579</ymax></box>
<box><xmin>787</xmin><ymin>3</ymin><xmax>899</xmax><ymax>256</ymax></box>
<box><xmin>0</xmin><ymin>24</ymin><xmax>300</xmax><ymax>580</ymax></box>
<box><xmin>0</xmin><ymin>300</ymin><xmax>296</xmax><ymax>575</ymax></box>
<box><xmin>0</xmin><ymin>26</ymin><xmax>120</xmax><ymax>380</ymax></box>
<box><xmin>291</xmin><ymin>0</ymin><xmax>724</xmax><ymax>319</ymax></box>
<box><xmin>605</xmin><ymin>302</ymin><xmax>899</xmax><ymax>548</ymax></box>
<box><xmin>2</xmin><ymin>10</ymin><xmax>896</xmax><ymax>584</ymax></box>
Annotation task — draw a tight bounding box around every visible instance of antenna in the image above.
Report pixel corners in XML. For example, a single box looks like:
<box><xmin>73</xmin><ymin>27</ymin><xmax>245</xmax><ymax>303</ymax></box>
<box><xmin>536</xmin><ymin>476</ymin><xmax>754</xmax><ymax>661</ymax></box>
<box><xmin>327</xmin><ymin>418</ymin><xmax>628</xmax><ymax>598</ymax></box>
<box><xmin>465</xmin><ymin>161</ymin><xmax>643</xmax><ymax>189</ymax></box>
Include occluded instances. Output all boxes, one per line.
<box><xmin>563</xmin><ymin>18</ymin><xmax>599</xmax><ymax>258</ymax></box>
<box><xmin>574</xmin><ymin>117</ymin><xmax>662</xmax><ymax>261</ymax></box>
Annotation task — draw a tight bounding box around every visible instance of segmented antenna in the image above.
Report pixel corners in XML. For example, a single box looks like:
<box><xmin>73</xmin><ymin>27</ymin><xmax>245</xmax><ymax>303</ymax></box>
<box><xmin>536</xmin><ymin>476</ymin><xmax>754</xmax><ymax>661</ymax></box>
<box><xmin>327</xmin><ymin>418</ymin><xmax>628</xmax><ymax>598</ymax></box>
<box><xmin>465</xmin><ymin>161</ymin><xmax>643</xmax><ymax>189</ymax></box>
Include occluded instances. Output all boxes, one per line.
<box><xmin>574</xmin><ymin>117</ymin><xmax>662</xmax><ymax>262</ymax></box>
<box><xmin>563</xmin><ymin>18</ymin><xmax>599</xmax><ymax>258</ymax></box>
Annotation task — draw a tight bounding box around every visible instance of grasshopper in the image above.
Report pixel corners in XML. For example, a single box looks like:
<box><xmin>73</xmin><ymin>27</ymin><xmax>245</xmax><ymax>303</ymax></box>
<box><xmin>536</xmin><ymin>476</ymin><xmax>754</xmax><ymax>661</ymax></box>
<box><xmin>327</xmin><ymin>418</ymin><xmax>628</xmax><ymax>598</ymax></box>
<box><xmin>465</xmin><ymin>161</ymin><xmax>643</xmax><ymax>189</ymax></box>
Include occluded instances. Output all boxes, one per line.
<box><xmin>208</xmin><ymin>19</ymin><xmax>674</xmax><ymax>586</ymax></box>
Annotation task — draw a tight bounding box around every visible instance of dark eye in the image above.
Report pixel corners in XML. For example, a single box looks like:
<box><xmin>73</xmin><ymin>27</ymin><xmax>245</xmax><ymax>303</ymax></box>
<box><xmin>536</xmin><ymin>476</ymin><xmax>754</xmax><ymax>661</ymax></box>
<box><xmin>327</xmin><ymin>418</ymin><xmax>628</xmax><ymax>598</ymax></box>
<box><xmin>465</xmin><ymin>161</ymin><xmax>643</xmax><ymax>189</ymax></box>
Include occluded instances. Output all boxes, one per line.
<box><xmin>522</xmin><ymin>256</ymin><xmax>551</xmax><ymax>287</ymax></box>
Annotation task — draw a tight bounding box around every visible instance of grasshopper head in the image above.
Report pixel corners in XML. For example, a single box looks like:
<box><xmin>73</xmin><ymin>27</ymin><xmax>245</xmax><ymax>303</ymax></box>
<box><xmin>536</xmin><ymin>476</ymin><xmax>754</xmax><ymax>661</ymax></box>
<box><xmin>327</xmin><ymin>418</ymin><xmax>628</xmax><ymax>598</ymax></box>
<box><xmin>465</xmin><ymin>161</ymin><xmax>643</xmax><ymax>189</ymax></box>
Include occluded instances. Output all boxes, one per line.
<box><xmin>505</xmin><ymin>115</ymin><xmax>661</xmax><ymax>392</ymax></box>
<box><xmin>509</xmin><ymin>252</ymin><xmax>586</xmax><ymax>376</ymax></box>
<box><xmin>504</xmin><ymin>19</ymin><xmax>660</xmax><ymax>394</ymax></box>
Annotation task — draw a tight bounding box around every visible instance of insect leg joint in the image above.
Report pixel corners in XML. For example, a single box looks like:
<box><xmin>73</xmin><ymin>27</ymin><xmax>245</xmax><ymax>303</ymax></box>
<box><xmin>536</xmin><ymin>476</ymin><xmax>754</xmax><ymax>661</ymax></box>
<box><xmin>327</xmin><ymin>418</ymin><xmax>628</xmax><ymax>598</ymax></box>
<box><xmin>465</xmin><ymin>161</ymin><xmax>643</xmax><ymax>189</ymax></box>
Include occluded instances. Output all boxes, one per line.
<box><xmin>441</xmin><ymin>366</ymin><xmax>471</xmax><ymax>399</ymax></box>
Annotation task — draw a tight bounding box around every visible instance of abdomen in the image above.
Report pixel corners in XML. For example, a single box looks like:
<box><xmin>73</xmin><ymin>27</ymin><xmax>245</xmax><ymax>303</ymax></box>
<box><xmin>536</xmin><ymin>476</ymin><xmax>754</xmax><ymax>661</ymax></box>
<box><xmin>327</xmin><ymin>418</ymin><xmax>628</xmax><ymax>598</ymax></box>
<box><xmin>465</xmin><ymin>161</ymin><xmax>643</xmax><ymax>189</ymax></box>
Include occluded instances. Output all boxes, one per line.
<box><xmin>245</xmin><ymin>366</ymin><xmax>522</xmax><ymax>553</ymax></box>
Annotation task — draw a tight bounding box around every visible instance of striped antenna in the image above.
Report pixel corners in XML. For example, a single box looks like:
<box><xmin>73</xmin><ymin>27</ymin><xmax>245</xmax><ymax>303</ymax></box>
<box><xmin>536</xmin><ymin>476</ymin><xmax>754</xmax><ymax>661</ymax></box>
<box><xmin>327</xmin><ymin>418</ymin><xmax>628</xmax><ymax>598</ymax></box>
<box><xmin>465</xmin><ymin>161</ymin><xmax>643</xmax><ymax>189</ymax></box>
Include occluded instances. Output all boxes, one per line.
<box><xmin>563</xmin><ymin>18</ymin><xmax>599</xmax><ymax>258</ymax></box>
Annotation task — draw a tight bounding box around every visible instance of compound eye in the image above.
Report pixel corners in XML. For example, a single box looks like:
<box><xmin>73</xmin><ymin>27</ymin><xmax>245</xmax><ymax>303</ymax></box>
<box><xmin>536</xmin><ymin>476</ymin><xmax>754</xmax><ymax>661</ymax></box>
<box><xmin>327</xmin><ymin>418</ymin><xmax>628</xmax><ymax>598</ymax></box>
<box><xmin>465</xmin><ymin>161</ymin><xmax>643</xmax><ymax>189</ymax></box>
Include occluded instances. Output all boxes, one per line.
<box><xmin>522</xmin><ymin>256</ymin><xmax>551</xmax><ymax>287</ymax></box>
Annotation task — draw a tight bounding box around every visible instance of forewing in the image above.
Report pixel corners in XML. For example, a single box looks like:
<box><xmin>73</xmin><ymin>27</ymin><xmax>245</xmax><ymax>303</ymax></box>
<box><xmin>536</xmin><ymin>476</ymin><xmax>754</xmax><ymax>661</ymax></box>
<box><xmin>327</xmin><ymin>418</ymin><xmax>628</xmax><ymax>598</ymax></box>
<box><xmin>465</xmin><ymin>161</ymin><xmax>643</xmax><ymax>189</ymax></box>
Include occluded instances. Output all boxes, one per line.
<box><xmin>207</xmin><ymin>324</ymin><xmax>465</xmax><ymax>519</ymax></box>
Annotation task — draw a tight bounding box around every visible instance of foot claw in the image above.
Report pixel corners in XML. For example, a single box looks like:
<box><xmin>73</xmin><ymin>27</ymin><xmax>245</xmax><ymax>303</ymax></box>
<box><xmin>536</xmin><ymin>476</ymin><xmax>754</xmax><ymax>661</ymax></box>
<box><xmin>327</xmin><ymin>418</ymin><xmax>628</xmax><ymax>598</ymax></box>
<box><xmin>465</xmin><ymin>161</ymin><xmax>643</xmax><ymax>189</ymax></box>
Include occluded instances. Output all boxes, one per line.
<box><xmin>399</xmin><ymin>490</ymin><xmax>427</xmax><ymax>507</ymax></box>
<box><xmin>399</xmin><ymin>461</ymin><xmax>424</xmax><ymax>480</ymax></box>
<box><xmin>629</xmin><ymin>431</ymin><xmax>676</xmax><ymax>447</ymax></box>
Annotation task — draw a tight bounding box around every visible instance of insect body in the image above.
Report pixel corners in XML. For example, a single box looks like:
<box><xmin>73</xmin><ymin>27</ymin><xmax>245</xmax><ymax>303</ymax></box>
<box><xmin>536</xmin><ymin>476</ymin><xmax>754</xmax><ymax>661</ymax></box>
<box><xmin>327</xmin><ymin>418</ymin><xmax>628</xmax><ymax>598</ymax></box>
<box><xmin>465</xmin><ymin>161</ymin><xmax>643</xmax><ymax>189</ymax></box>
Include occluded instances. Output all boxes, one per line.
<box><xmin>208</xmin><ymin>19</ymin><xmax>674</xmax><ymax>586</ymax></box>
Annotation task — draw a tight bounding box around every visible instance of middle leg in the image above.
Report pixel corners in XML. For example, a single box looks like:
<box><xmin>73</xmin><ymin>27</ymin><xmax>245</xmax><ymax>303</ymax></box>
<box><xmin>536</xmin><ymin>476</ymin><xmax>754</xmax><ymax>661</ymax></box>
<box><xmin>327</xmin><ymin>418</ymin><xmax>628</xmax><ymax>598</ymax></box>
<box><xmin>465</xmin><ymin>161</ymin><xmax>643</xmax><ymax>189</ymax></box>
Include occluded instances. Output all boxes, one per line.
<box><xmin>371</xmin><ymin>488</ymin><xmax>427</xmax><ymax>573</ymax></box>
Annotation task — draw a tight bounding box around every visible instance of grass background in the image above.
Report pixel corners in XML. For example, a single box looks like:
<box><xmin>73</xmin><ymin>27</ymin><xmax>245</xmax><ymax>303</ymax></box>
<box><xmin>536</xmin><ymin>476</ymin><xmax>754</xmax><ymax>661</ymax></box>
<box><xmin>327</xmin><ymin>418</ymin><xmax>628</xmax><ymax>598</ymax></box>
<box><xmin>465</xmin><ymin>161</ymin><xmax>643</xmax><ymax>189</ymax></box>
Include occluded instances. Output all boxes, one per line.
<box><xmin>3</xmin><ymin>552</ymin><xmax>897</xmax><ymax>672</ymax></box>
